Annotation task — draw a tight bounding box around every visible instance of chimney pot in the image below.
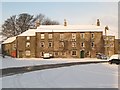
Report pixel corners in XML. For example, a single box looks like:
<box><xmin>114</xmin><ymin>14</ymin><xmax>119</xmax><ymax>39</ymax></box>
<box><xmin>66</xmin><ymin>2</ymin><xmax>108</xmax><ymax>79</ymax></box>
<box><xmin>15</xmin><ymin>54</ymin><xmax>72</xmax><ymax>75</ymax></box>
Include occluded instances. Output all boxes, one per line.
<box><xmin>97</xmin><ymin>19</ymin><xmax>100</xmax><ymax>26</ymax></box>
<box><xmin>64</xmin><ymin>19</ymin><xmax>67</xmax><ymax>26</ymax></box>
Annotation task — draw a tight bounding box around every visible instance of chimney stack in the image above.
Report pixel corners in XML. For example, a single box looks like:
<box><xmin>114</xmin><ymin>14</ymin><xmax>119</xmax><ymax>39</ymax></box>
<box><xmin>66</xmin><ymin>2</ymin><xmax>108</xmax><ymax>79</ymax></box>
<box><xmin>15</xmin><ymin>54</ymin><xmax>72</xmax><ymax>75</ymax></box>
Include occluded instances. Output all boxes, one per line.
<box><xmin>97</xmin><ymin>19</ymin><xmax>100</xmax><ymax>26</ymax></box>
<box><xmin>64</xmin><ymin>19</ymin><xmax>67</xmax><ymax>26</ymax></box>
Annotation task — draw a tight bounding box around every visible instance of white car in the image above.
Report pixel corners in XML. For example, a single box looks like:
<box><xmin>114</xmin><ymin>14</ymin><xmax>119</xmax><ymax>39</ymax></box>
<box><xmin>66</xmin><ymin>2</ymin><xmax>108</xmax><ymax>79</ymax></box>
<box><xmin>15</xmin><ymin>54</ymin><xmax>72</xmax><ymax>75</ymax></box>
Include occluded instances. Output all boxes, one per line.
<box><xmin>43</xmin><ymin>53</ymin><xmax>50</xmax><ymax>59</ymax></box>
<box><xmin>109</xmin><ymin>54</ymin><xmax>120</xmax><ymax>65</ymax></box>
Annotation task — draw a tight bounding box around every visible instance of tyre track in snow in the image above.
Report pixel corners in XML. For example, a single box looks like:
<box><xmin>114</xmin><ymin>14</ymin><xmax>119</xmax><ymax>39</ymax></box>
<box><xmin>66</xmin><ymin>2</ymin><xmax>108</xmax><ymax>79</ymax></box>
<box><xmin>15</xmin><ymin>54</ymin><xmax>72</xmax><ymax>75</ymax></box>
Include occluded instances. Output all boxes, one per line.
<box><xmin>1</xmin><ymin>61</ymin><xmax>108</xmax><ymax>77</ymax></box>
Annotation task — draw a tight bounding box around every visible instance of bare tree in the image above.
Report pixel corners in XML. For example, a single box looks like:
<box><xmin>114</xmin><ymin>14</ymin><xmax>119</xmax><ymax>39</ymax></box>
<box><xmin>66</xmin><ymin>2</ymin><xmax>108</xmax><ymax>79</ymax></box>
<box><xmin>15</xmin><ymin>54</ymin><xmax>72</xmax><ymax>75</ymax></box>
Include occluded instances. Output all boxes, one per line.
<box><xmin>42</xmin><ymin>18</ymin><xmax>59</xmax><ymax>25</ymax></box>
<box><xmin>16</xmin><ymin>13</ymin><xmax>33</xmax><ymax>33</ymax></box>
<box><xmin>2</xmin><ymin>15</ymin><xmax>17</xmax><ymax>37</ymax></box>
<box><xmin>1</xmin><ymin>13</ymin><xmax>60</xmax><ymax>37</ymax></box>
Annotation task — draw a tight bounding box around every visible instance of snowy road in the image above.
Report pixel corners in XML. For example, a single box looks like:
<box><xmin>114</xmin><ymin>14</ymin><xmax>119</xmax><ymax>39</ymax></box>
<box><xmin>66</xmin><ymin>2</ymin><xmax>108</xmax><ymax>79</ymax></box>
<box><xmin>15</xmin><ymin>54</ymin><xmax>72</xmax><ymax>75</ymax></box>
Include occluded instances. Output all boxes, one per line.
<box><xmin>2</xmin><ymin>60</ymin><xmax>108</xmax><ymax>77</ymax></box>
<box><xmin>2</xmin><ymin>63</ymin><xmax>118</xmax><ymax>88</ymax></box>
<box><xmin>1</xmin><ymin>56</ymin><xmax>109</xmax><ymax>69</ymax></box>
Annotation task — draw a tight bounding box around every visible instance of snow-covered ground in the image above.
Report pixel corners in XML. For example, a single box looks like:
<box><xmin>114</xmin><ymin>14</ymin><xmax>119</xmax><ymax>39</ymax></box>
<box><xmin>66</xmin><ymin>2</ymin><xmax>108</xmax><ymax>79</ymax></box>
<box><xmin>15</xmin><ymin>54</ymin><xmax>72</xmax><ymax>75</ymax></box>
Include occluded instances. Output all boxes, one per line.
<box><xmin>1</xmin><ymin>56</ymin><xmax>109</xmax><ymax>69</ymax></box>
<box><xmin>2</xmin><ymin>63</ymin><xmax>118</xmax><ymax>88</ymax></box>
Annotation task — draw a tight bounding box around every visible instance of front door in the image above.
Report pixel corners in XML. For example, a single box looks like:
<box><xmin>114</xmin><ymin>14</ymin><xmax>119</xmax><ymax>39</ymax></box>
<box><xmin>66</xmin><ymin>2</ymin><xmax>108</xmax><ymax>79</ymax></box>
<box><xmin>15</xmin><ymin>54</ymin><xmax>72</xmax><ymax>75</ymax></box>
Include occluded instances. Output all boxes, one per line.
<box><xmin>80</xmin><ymin>50</ymin><xmax>85</xmax><ymax>58</ymax></box>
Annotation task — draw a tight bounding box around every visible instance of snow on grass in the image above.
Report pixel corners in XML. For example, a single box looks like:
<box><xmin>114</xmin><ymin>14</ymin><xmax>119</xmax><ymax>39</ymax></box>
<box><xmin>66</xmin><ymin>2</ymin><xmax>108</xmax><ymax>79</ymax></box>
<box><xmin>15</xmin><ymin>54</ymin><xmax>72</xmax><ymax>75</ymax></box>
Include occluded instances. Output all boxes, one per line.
<box><xmin>1</xmin><ymin>56</ymin><xmax>108</xmax><ymax>69</ymax></box>
<box><xmin>2</xmin><ymin>63</ymin><xmax>118</xmax><ymax>88</ymax></box>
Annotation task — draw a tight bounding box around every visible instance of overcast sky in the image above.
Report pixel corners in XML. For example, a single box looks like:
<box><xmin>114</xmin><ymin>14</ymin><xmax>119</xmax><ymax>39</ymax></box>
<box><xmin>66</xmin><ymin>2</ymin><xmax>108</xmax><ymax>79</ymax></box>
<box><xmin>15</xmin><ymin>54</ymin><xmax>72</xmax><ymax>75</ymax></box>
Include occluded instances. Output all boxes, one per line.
<box><xmin>1</xmin><ymin>2</ymin><xmax>118</xmax><ymax>38</ymax></box>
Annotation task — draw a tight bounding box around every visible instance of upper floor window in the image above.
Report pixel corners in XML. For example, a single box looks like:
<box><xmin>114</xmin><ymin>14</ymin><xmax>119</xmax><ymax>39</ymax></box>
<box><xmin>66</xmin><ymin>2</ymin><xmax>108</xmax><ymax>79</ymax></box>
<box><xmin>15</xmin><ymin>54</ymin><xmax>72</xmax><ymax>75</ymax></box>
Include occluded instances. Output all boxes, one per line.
<box><xmin>48</xmin><ymin>42</ymin><xmax>52</xmax><ymax>47</ymax></box>
<box><xmin>72</xmin><ymin>42</ymin><xmax>76</xmax><ymax>47</ymax></box>
<box><xmin>81</xmin><ymin>33</ymin><xmax>84</xmax><ymax>39</ymax></box>
<box><xmin>72</xmin><ymin>33</ymin><xmax>76</xmax><ymax>40</ymax></box>
<box><xmin>49</xmin><ymin>34</ymin><xmax>52</xmax><ymax>39</ymax></box>
<box><xmin>91</xmin><ymin>33</ymin><xmax>94</xmax><ymax>39</ymax></box>
<box><xmin>26</xmin><ymin>42</ymin><xmax>30</xmax><ymax>47</ymax></box>
<box><xmin>41</xmin><ymin>34</ymin><xmax>45</xmax><ymax>39</ymax></box>
<box><xmin>12</xmin><ymin>43</ymin><xmax>16</xmax><ymax>50</ymax></box>
<box><xmin>60</xmin><ymin>33</ymin><xmax>64</xmax><ymax>40</ymax></box>
<box><xmin>26</xmin><ymin>36</ymin><xmax>30</xmax><ymax>40</ymax></box>
<box><xmin>91</xmin><ymin>42</ymin><xmax>94</xmax><ymax>47</ymax></box>
<box><xmin>59</xmin><ymin>42</ymin><xmax>64</xmax><ymax>47</ymax></box>
<box><xmin>81</xmin><ymin>42</ymin><xmax>85</xmax><ymax>47</ymax></box>
<box><xmin>40</xmin><ymin>42</ymin><xmax>45</xmax><ymax>47</ymax></box>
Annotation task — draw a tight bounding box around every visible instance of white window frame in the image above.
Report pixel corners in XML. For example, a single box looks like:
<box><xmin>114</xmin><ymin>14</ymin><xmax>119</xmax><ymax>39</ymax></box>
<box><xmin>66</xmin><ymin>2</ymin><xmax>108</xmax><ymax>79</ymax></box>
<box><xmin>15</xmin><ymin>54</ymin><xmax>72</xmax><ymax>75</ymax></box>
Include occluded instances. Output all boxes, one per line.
<box><xmin>41</xmin><ymin>34</ymin><xmax>45</xmax><ymax>39</ymax></box>
<box><xmin>26</xmin><ymin>42</ymin><xmax>30</xmax><ymax>47</ymax></box>
<box><xmin>49</xmin><ymin>34</ymin><xmax>53</xmax><ymax>39</ymax></box>
<box><xmin>48</xmin><ymin>42</ymin><xmax>52</xmax><ymax>47</ymax></box>
<box><xmin>72</xmin><ymin>33</ymin><xmax>76</xmax><ymax>40</ymax></box>
<box><xmin>26</xmin><ymin>36</ymin><xmax>30</xmax><ymax>40</ymax></box>
<box><xmin>91</xmin><ymin>33</ymin><xmax>94</xmax><ymax>39</ymax></box>
<box><xmin>13</xmin><ymin>43</ymin><xmax>16</xmax><ymax>49</ymax></box>
<box><xmin>59</xmin><ymin>42</ymin><xmax>64</xmax><ymax>47</ymax></box>
<box><xmin>60</xmin><ymin>33</ymin><xmax>64</xmax><ymax>40</ymax></box>
<box><xmin>81</xmin><ymin>42</ymin><xmax>85</xmax><ymax>47</ymax></box>
<box><xmin>40</xmin><ymin>42</ymin><xmax>45</xmax><ymax>47</ymax></box>
<box><xmin>91</xmin><ymin>42</ymin><xmax>94</xmax><ymax>47</ymax></box>
<box><xmin>25</xmin><ymin>50</ymin><xmax>31</xmax><ymax>56</ymax></box>
<box><xmin>71</xmin><ymin>50</ymin><xmax>77</xmax><ymax>56</ymax></box>
<box><xmin>72</xmin><ymin>42</ymin><xmax>76</xmax><ymax>47</ymax></box>
<box><xmin>81</xmin><ymin>33</ymin><xmax>84</xmax><ymax>39</ymax></box>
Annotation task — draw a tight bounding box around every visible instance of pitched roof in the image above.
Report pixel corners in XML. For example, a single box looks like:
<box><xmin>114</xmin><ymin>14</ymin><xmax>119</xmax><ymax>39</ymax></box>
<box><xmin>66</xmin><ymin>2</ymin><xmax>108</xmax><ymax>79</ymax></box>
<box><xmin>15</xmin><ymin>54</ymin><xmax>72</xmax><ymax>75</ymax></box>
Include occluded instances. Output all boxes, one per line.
<box><xmin>18</xmin><ymin>29</ymin><xmax>36</xmax><ymax>36</ymax></box>
<box><xmin>2</xmin><ymin>36</ymin><xmax>16</xmax><ymax>44</ymax></box>
<box><xmin>36</xmin><ymin>25</ymin><xmax>102</xmax><ymax>32</ymax></box>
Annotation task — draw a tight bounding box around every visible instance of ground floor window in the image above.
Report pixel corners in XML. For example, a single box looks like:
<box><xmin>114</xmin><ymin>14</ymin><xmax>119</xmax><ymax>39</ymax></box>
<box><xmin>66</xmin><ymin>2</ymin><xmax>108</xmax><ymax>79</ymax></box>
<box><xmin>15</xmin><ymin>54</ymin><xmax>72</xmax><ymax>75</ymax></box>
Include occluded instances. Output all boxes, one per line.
<box><xmin>41</xmin><ymin>52</ymin><xmax>44</xmax><ymax>57</ymax></box>
<box><xmin>87</xmin><ymin>51</ymin><xmax>90</xmax><ymax>56</ymax></box>
<box><xmin>25</xmin><ymin>50</ymin><xmax>30</xmax><ymax>56</ymax></box>
<box><xmin>71</xmin><ymin>50</ymin><xmax>77</xmax><ymax>56</ymax></box>
<box><xmin>48</xmin><ymin>42</ymin><xmax>52</xmax><ymax>47</ymax></box>
<box><xmin>61</xmin><ymin>52</ymin><xmax>66</xmax><ymax>56</ymax></box>
<box><xmin>54</xmin><ymin>52</ymin><xmax>59</xmax><ymax>56</ymax></box>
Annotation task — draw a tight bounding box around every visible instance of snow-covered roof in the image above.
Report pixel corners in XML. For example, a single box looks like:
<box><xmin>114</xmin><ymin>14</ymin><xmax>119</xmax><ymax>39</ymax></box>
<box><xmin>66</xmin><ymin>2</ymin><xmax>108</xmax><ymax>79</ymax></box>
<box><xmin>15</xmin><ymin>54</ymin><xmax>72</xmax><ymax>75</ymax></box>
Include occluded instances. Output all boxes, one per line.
<box><xmin>103</xmin><ymin>29</ymin><xmax>118</xmax><ymax>39</ymax></box>
<box><xmin>2</xmin><ymin>36</ymin><xmax>16</xmax><ymax>44</ymax></box>
<box><xmin>36</xmin><ymin>25</ymin><xmax>102</xmax><ymax>32</ymax></box>
<box><xmin>18</xmin><ymin>29</ymin><xmax>36</xmax><ymax>36</ymax></box>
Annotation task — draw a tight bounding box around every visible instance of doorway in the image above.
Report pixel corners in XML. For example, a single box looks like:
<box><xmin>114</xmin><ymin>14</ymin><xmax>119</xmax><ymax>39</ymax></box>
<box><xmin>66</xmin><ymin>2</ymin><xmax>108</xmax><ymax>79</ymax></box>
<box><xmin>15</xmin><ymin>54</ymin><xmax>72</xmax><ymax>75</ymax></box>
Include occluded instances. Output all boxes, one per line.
<box><xmin>80</xmin><ymin>50</ymin><xmax>85</xmax><ymax>58</ymax></box>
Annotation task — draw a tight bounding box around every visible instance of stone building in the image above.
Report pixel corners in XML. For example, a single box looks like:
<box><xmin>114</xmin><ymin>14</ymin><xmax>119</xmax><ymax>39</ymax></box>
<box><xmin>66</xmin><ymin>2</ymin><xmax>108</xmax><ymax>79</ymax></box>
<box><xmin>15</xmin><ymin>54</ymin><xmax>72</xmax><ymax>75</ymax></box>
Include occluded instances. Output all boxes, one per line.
<box><xmin>2</xmin><ymin>36</ymin><xmax>16</xmax><ymax>57</ymax></box>
<box><xmin>36</xmin><ymin>25</ymin><xmax>104</xmax><ymax>58</ymax></box>
<box><xmin>115</xmin><ymin>39</ymin><xmax>120</xmax><ymax>54</ymax></box>
<box><xmin>103</xmin><ymin>35</ymin><xmax>115</xmax><ymax>57</ymax></box>
<box><xmin>16</xmin><ymin>29</ymin><xmax>36</xmax><ymax>58</ymax></box>
<box><xmin>2</xmin><ymin>20</ymin><xmax>119</xmax><ymax>58</ymax></box>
